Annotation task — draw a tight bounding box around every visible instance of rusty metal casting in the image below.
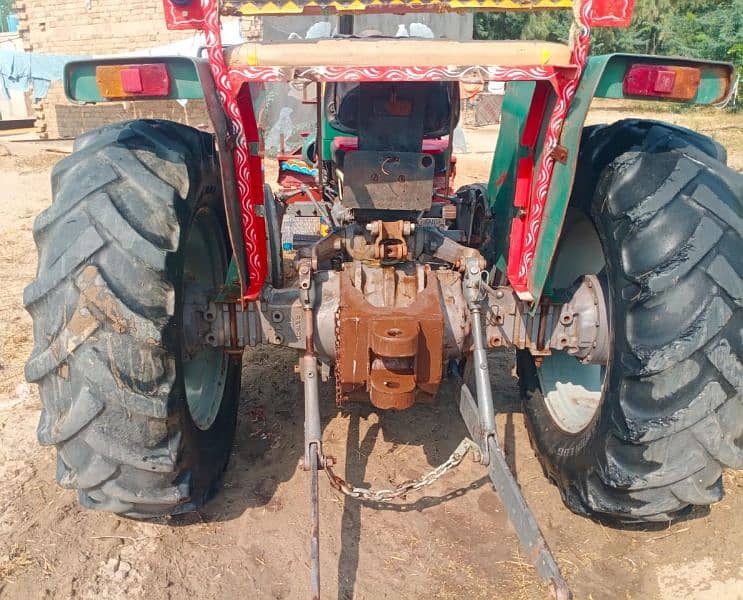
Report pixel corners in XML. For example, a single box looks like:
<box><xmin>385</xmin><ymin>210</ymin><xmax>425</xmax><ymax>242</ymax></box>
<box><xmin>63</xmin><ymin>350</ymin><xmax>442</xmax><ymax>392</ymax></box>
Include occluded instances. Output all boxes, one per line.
<box><xmin>336</xmin><ymin>263</ymin><xmax>445</xmax><ymax>410</ymax></box>
<box><xmin>367</xmin><ymin>219</ymin><xmax>412</xmax><ymax>263</ymax></box>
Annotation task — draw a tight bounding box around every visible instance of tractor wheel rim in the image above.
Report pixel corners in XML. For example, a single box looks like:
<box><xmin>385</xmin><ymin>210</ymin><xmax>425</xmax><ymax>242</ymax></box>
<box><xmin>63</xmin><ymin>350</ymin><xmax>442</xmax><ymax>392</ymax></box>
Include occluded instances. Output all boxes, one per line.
<box><xmin>182</xmin><ymin>207</ymin><xmax>228</xmax><ymax>431</ymax></box>
<box><xmin>538</xmin><ymin>210</ymin><xmax>608</xmax><ymax>435</ymax></box>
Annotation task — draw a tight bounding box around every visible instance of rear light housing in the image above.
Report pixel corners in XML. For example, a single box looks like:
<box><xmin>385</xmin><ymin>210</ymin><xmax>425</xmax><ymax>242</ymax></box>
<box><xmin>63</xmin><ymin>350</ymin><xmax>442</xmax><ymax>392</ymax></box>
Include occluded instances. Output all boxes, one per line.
<box><xmin>623</xmin><ymin>64</ymin><xmax>702</xmax><ymax>101</ymax></box>
<box><xmin>96</xmin><ymin>64</ymin><xmax>171</xmax><ymax>100</ymax></box>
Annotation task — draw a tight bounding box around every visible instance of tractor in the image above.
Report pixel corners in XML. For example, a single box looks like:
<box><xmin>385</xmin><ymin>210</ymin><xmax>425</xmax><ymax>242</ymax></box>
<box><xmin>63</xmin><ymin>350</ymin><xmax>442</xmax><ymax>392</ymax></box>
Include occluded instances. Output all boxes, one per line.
<box><xmin>23</xmin><ymin>0</ymin><xmax>742</xmax><ymax>597</ymax></box>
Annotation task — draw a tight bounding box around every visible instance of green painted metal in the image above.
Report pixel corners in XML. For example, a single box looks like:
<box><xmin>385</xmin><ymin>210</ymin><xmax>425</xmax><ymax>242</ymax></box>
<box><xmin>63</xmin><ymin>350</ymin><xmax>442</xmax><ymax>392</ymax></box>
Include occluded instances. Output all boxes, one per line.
<box><xmin>594</xmin><ymin>56</ymin><xmax>735</xmax><ymax>105</ymax></box>
<box><xmin>182</xmin><ymin>206</ymin><xmax>229</xmax><ymax>431</ymax></box>
<box><xmin>321</xmin><ymin>120</ymin><xmax>346</xmax><ymax>162</ymax></box>
<box><xmin>486</xmin><ymin>81</ymin><xmax>536</xmax><ymax>274</ymax></box>
<box><xmin>215</xmin><ymin>258</ymin><xmax>243</xmax><ymax>304</ymax></box>
<box><xmin>65</xmin><ymin>57</ymin><xmax>205</xmax><ymax>103</ymax></box>
<box><xmin>486</xmin><ymin>54</ymin><xmax>737</xmax><ymax>301</ymax></box>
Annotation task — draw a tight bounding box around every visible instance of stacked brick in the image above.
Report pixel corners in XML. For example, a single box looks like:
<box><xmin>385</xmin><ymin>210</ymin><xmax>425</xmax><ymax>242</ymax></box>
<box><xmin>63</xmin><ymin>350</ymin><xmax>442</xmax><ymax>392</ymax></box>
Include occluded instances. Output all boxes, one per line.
<box><xmin>12</xmin><ymin>0</ymin><xmax>261</xmax><ymax>138</ymax></box>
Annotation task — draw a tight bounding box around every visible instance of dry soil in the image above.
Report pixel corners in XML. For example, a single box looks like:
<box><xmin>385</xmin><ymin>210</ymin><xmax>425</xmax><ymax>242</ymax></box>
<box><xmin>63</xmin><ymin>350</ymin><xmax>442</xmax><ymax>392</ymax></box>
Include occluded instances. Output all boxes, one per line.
<box><xmin>1</xmin><ymin>103</ymin><xmax>742</xmax><ymax>600</ymax></box>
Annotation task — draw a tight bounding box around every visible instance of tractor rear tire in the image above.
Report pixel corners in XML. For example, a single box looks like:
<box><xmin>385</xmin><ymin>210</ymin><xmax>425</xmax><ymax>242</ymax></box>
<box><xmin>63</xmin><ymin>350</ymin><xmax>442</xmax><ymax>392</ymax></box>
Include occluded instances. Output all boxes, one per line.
<box><xmin>519</xmin><ymin>119</ymin><xmax>743</xmax><ymax>523</ymax></box>
<box><xmin>24</xmin><ymin>119</ymin><xmax>241</xmax><ymax>518</ymax></box>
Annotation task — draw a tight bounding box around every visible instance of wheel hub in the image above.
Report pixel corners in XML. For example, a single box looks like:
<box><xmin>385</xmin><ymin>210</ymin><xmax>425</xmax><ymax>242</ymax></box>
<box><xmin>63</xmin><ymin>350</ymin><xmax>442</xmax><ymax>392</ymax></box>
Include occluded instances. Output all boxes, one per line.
<box><xmin>182</xmin><ymin>208</ymin><xmax>229</xmax><ymax>431</ymax></box>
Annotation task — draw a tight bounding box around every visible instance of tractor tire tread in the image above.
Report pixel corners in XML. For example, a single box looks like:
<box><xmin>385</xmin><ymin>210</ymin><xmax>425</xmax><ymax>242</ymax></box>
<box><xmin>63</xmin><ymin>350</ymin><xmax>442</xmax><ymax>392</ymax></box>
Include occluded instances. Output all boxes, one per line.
<box><xmin>521</xmin><ymin>119</ymin><xmax>742</xmax><ymax>523</ymax></box>
<box><xmin>24</xmin><ymin>119</ymin><xmax>230</xmax><ymax>518</ymax></box>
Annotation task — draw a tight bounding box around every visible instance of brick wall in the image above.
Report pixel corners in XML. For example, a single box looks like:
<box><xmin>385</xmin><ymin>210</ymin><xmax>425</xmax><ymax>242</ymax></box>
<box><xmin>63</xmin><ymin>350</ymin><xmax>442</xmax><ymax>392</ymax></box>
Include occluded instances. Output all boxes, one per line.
<box><xmin>12</xmin><ymin>0</ymin><xmax>260</xmax><ymax>138</ymax></box>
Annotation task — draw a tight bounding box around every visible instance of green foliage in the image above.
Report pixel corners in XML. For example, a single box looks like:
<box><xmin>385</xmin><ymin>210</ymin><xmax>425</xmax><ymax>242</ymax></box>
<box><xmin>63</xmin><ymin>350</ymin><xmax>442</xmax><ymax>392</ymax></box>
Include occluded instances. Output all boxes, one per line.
<box><xmin>474</xmin><ymin>0</ymin><xmax>743</xmax><ymax>76</ymax></box>
<box><xmin>663</xmin><ymin>0</ymin><xmax>743</xmax><ymax>72</ymax></box>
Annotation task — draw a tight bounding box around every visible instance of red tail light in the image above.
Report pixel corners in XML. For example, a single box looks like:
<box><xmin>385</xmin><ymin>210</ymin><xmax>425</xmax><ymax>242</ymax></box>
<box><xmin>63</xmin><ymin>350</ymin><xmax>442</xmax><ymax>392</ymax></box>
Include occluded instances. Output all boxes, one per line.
<box><xmin>623</xmin><ymin>64</ymin><xmax>701</xmax><ymax>101</ymax></box>
<box><xmin>96</xmin><ymin>64</ymin><xmax>171</xmax><ymax>100</ymax></box>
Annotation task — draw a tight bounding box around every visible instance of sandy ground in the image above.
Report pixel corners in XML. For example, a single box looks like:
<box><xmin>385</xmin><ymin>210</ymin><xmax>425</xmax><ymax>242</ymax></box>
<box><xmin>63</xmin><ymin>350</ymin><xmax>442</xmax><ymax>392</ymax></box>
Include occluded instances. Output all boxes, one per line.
<box><xmin>1</xmin><ymin>104</ymin><xmax>742</xmax><ymax>600</ymax></box>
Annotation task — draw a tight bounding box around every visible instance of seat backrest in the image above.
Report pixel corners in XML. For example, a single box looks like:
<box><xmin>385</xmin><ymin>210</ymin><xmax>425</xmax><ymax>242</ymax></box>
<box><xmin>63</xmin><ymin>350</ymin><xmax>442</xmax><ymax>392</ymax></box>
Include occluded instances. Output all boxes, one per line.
<box><xmin>325</xmin><ymin>81</ymin><xmax>459</xmax><ymax>151</ymax></box>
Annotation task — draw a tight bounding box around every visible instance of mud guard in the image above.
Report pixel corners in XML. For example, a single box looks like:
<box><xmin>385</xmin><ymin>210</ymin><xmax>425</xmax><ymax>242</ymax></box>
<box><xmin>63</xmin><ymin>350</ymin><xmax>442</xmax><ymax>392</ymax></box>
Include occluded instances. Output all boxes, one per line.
<box><xmin>488</xmin><ymin>54</ymin><xmax>738</xmax><ymax>302</ymax></box>
<box><xmin>64</xmin><ymin>56</ymin><xmax>250</xmax><ymax>297</ymax></box>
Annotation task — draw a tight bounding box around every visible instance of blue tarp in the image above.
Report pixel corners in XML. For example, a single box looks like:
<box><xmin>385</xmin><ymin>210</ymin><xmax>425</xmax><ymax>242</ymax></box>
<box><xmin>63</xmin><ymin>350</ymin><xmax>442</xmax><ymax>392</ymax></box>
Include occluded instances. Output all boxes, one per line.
<box><xmin>0</xmin><ymin>50</ymin><xmax>82</xmax><ymax>102</ymax></box>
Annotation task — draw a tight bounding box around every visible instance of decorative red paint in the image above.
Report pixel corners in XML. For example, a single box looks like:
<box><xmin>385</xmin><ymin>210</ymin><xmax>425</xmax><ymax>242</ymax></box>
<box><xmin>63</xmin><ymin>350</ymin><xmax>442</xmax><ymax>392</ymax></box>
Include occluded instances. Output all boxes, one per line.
<box><xmin>235</xmin><ymin>82</ymin><xmax>268</xmax><ymax>270</ymax></box>
<box><xmin>510</xmin><ymin>0</ymin><xmax>595</xmax><ymax>298</ymax></box>
<box><xmin>162</xmin><ymin>0</ymin><xmax>206</xmax><ymax>29</ymax></box>
<box><xmin>506</xmin><ymin>81</ymin><xmax>550</xmax><ymax>289</ymax></box>
<box><xmin>228</xmin><ymin>64</ymin><xmax>573</xmax><ymax>85</ymax></box>
<box><xmin>589</xmin><ymin>0</ymin><xmax>635</xmax><ymax>27</ymax></box>
<box><xmin>199</xmin><ymin>0</ymin><xmax>268</xmax><ymax>301</ymax></box>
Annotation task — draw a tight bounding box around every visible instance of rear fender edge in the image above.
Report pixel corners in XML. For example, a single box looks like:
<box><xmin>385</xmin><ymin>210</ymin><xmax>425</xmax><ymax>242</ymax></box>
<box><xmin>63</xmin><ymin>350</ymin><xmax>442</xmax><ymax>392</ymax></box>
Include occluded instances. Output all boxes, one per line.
<box><xmin>64</xmin><ymin>56</ymin><xmax>248</xmax><ymax>297</ymax></box>
<box><xmin>525</xmin><ymin>54</ymin><xmax>736</xmax><ymax>301</ymax></box>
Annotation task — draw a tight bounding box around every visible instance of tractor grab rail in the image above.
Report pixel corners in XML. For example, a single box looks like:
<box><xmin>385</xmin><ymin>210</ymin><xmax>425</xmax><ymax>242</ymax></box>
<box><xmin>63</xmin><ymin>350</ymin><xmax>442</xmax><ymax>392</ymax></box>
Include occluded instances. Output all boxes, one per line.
<box><xmin>165</xmin><ymin>0</ymin><xmax>634</xmax><ymax>27</ymax></box>
<box><xmin>220</xmin><ymin>0</ymin><xmax>575</xmax><ymax>17</ymax></box>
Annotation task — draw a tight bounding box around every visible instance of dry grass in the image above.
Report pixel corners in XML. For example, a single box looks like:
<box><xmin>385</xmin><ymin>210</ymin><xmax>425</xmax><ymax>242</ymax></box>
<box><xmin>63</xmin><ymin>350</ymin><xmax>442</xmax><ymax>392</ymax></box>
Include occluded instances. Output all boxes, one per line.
<box><xmin>0</xmin><ymin>232</ymin><xmax>35</xmax><ymax>396</ymax></box>
<box><xmin>588</xmin><ymin>99</ymin><xmax>743</xmax><ymax>171</ymax></box>
<box><xmin>0</xmin><ymin>545</ymin><xmax>34</xmax><ymax>584</ymax></box>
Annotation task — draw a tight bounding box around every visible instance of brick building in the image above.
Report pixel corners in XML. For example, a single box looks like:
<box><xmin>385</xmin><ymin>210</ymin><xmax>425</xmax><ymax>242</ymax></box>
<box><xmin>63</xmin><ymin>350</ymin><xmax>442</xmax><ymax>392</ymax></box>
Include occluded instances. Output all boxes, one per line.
<box><xmin>12</xmin><ymin>1</ymin><xmax>259</xmax><ymax>138</ymax></box>
<box><xmin>13</xmin><ymin>2</ymin><xmax>480</xmax><ymax>139</ymax></box>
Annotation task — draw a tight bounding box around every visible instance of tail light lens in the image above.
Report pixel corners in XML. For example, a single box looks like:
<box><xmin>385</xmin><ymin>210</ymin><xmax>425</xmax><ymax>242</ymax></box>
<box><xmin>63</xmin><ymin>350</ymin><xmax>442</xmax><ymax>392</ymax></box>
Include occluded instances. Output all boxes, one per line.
<box><xmin>96</xmin><ymin>64</ymin><xmax>171</xmax><ymax>100</ymax></box>
<box><xmin>624</xmin><ymin>64</ymin><xmax>701</xmax><ymax>101</ymax></box>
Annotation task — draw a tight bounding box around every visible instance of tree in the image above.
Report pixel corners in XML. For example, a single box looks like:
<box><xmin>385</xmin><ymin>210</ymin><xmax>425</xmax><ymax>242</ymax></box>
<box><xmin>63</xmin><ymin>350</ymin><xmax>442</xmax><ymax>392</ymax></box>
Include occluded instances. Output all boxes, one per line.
<box><xmin>664</xmin><ymin>0</ymin><xmax>743</xmax><ymax>66</ymax></box>
<box><xmin>474</xmin><ymin>0</ymin><xmax>742</xmax><ymax>68</ymax></box>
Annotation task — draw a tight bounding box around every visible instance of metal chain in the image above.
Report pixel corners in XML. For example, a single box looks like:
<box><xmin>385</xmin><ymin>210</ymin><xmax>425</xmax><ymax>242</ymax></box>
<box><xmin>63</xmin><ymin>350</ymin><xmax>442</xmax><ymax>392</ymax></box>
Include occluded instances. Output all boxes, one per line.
<box><xmin>333</xmin><ymin>305</ymin><xmax>343</xmax><ymax>404</ymax></box>
<box><xmin>324</xmin><ymin>438</ymin><xmax>474</xmax><ymax>503</ymax></box>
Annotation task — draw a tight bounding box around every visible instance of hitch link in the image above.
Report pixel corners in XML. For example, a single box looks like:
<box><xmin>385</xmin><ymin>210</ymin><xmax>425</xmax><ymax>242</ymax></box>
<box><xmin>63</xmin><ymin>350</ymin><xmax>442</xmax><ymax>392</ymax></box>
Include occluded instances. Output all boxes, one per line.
<box><xmin>297</xmin><ymin>258</ymin><xmax>326</xmax><ymax>600</ymax></box>
<box><xmin>461</xmin><ymin>258</ymin><xmax>571</xmax><ymax>600</ymax></box>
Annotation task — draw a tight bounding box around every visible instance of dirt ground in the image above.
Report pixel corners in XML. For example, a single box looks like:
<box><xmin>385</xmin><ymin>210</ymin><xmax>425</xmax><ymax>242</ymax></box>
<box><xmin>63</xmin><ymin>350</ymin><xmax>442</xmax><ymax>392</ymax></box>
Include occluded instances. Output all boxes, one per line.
<box><xmin>1</xmin><ymin>103</ymin><xmax>742</xmax><ymax>600</ymax></box>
